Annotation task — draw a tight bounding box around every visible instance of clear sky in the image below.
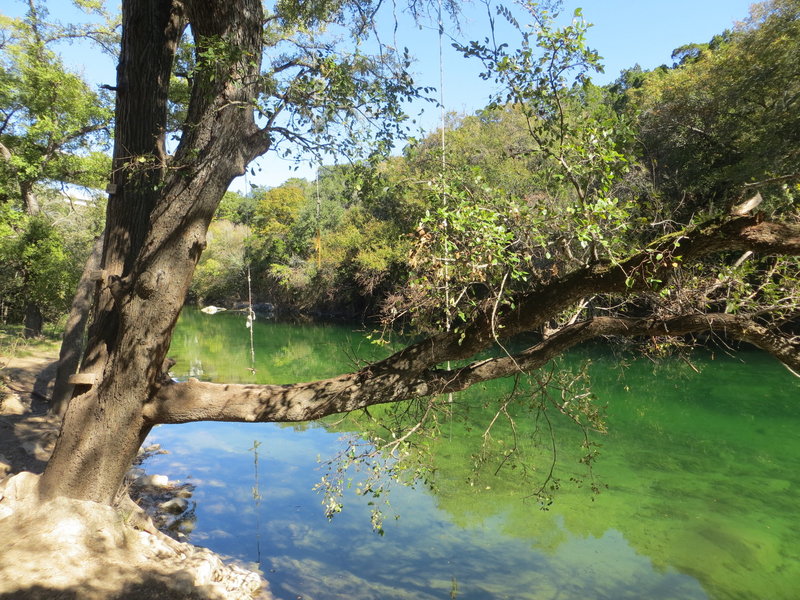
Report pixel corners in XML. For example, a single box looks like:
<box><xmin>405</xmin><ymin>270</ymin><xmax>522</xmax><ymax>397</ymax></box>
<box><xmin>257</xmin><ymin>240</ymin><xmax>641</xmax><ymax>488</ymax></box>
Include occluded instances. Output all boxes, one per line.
<box><xmin>3</xmin><ymin>0</ymin><xmax>758</xmax><ymax>190</ymax></box>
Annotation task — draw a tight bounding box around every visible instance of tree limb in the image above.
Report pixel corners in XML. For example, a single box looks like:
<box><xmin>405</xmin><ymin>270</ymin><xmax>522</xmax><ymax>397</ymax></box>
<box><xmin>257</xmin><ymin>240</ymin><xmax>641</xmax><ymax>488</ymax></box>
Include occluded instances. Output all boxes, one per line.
<box><xmin>144</xmin><ymin>311</ymin><xmax>799</xmax><ymax>425</ymax></box>
<box><xmin>144</xmin><ymin>214</ymin><xmax>800</xmax><ymax>426</ymax></box>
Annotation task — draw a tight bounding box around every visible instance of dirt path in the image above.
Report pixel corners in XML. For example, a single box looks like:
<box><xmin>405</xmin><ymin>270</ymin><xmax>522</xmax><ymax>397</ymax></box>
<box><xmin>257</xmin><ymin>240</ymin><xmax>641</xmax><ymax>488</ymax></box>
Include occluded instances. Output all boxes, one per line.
<box><xmin>0</xmin><ymin>350</ymin><xmax>61</xmax><ymax>480</ymax></box>
<box><xmin>0</xmin><ymin>349</ymin><xmax>58</xmax><ymax>400</ymax></box>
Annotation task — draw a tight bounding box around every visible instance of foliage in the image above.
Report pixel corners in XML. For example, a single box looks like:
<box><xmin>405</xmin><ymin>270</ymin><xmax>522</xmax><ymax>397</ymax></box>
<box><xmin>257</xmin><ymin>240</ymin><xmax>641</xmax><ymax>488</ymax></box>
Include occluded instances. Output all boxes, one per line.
<box><xmin>189</xmin><ymin>220</ymin><xmax>252</xmax><ymax>305</ymax></box>
<box><xmin>0</xmin><ymin>211</ymin><xmax>77</xmax><ymax>324</ymax></box>
<box><xmin>223</xmin><ymin>165</ymin><xmax>417</xmax><ymax>317</ymax></box>
<box><xmin>627</xmin><ymin>0</ymin><xmax>800</xmax><ymax>211</ymax></box>
<box><xmin>0</xmin><ymin>1</ymin><xmax>112</xmax><ymax>335</ymax></box>
<box><xmin>0</xmin><ymin>2</ymin><xmax>113</xmax><ymax>206</ymax></box>
<box><xmin>309</xmin><ymin>0</ymin><xmax>800</xmax><ymax>520</ymax></box>
<box><xmin>455</xmin><ymin>1</ymin><xmax>634</xmax><ymax>262</ymax></box>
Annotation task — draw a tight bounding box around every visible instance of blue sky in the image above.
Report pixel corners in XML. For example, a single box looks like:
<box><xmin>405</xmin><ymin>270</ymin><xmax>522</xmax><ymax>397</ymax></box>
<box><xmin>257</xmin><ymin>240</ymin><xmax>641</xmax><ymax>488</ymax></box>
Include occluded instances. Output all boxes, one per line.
<box><xmin>3</xmin><ymin>0</ymin><xmax>757</xmax><ymax>189</ymax></box>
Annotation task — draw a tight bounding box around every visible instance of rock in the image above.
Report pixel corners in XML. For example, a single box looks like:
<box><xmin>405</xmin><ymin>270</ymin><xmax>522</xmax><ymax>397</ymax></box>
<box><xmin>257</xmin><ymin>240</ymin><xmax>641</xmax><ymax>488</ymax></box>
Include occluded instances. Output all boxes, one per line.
<box><xmin>0</xmin><ymin>477</ymin><xmax>271</xmax><ymax>599</ymax></box>
<box><xmin>160</xmin><ymin>497</ymin><xmax>189</xmax><ymax>514</ymax></box>
<box><xmin>127</xmin><ymin>466</ymin><xmax>146</xmax><ymax>480</ymax></box>
<box><xmin>252</xmin><ymin>303</ymin><xmax>274</xmax><ymax>316</ymax></box>
<box><xmin>136</xmin><ymin>473</ymin><xmax>170</xmax><ymax>488</ymax></box>
<box><xmin>200</xmin><ymin>305</ymin><xmax>226</xmax><ymax>314</ymax></box>
<box><xmin>0</xmin><ymin>393</ymin><xmax>27</xmax><ymax>415</ymax></box>
<box><xmin>20</xmin><ymin>439</ymin><xmax>50</xmax><ymax>461</ymax></box>
<box><xmin>0</xmin><ymin>454</ymin><xmax>10</xmax><ymax>480</ymax></box>
<box><xmin>0</xmin><ymin>471</ymin><xmax>40</xmax><ymax>510</ymax></box>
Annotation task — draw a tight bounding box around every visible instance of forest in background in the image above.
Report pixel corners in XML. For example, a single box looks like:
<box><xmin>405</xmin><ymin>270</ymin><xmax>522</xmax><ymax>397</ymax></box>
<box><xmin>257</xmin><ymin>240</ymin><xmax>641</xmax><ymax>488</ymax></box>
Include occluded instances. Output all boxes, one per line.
<box><xmin>189</xmin><ymin>0</ymin><xmax>799</xmax><ymax>328</ymax></box>
<box><xmin>1</xmin><ymin>0</ymin><xmax>798</xmax><ymax>335</ymax></box>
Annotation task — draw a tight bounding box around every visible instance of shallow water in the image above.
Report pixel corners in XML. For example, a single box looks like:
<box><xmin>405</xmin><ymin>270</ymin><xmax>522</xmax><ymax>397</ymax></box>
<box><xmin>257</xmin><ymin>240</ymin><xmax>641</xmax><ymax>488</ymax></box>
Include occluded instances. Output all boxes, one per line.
<box><xmin>143</xmin><ymin>309</ymin><xmax>800</xmax><ymax>599</ymax></box>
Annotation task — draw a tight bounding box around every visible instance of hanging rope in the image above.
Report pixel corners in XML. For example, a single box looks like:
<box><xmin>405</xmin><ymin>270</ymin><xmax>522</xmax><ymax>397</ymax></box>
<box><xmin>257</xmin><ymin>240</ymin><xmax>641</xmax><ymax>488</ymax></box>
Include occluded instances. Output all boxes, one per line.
<box><xmin>437</xmin><ymin>0</ymin><xmax>450</xmax><ymax>334</ymax></box>
<box><xmin>316</xmin><ymin>168</ymin><xmax>322</xmax><ymax>270</ymax></box>
<box><xmin>437</xmin><ymin>0</ymin><xmax>455</xmax><ymax>408</ymax></box>
<box><xmin>246</xmin><ymin>266</ymin><xmax>256</xmax><ymax>375</ymax></box>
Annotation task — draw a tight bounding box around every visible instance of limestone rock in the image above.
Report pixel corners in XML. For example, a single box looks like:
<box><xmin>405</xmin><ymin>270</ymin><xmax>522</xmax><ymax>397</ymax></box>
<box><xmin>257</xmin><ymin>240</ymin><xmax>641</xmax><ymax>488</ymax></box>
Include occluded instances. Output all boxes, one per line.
<box><xmin>0</xmin><ymin>393</ymin><xmax>27</xmax><ymax>415</ymax></box>
<box><xmin>136</xmin><ymin>473</ymin><xmax>170</xmax><ymax>488</ymax></box>
<box><xmin>0</xmin><ymin>472</ymin><xmax>270</xmax><ymax>599</ymax></box>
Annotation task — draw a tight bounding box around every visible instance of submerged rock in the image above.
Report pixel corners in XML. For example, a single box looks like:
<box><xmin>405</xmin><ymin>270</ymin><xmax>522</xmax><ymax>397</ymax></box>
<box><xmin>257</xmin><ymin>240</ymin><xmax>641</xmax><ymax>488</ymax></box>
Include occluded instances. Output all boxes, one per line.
<box><xmin>161</xmin><ymin>497</ymin><xmax>189</xmax><ymax>514</ymax></box>
<box><xmin>136</xmin><ymin>473</ymin><xmax>170</xmax><ymax>488</ymax></box>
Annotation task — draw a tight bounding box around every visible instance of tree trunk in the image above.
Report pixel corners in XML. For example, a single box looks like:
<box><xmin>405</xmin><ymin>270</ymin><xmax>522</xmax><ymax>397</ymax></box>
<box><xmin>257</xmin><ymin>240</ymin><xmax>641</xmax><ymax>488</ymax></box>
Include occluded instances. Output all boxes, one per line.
<box><xmin>38</xmin><ymin>0</ymin><xmax>269</xmax><ymax>504</ymax></box>
<box><xmin>20</xmin><ymin>180</ymin><xmax>40</xmax><ymax>216</ymax></box>
<box><xmin>23</xmin><ymin>303</ymin><xmax>43</xmax><ymax>338</ymax></box>
<box><xmin>51</xmin><ymin>236</ymin><xmax>104</xmax><ymax>416</ymax></box>
<box><xmin>38</xmin><ymin>0</ymin><xmax>187</xmax><ymax>503</ymax></box>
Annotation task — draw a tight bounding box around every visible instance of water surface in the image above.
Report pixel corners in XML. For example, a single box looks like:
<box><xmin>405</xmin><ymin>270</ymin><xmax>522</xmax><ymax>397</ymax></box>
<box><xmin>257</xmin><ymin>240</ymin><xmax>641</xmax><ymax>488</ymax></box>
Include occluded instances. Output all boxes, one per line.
<box><xmin>143</xmin><ymin>309</ymin><xmax>800</xmax><ymax>599</ymax></box>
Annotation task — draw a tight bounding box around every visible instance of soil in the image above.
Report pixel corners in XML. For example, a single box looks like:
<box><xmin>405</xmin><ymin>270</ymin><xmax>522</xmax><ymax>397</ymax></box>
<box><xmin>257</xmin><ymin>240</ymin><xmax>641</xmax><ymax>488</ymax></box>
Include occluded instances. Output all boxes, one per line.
<box><xmin>0</xmin><ymin>350</ymin><xmax>272</xmax><ymax>600</ymax></box>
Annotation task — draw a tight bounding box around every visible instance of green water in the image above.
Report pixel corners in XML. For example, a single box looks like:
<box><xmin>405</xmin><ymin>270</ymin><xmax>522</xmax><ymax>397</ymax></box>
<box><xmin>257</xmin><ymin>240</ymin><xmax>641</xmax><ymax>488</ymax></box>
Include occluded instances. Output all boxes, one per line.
<box><xmin>144</xmin><ymin>308</ymin><xmax>800</xmax><ymax>600</ymax></box>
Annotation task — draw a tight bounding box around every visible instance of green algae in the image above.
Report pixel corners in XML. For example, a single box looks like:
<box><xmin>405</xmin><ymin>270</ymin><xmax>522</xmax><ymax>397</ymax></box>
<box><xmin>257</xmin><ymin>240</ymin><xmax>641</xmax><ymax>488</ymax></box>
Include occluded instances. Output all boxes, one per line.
<box><xmin>151</xmin><ymin>310</ymin><xmax>800</xmax><ymax>599</ymax></box>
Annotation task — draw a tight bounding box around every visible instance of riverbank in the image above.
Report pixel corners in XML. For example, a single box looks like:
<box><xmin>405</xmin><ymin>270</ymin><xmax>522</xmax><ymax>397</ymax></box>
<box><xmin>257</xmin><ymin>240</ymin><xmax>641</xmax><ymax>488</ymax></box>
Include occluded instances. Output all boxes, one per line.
<box><xmin>0</xmin><ymin>350</ymin><xmax>270</xmax><ymax>599</ymax></box>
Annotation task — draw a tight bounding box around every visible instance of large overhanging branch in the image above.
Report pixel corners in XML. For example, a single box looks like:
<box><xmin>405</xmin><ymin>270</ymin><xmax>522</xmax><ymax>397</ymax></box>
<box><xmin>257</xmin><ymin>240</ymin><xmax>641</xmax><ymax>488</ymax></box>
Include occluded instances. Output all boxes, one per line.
<box><xmin>144</xmin><ymin>215</ymin><xmax>800</xmax><ymax>425</ymax></box>
<box><xmin>144</xmin><ymin>312</ymin><xmax>799</xmax><ymax>425</ymax></box>
<box><xmin>420</xmin><ymin>215</ymin><xmax>800</xmax><ymax>366</ymax></box>
<box><xmin>430</xmin><ymin>313</ymin><xmax>800</xmax><ymax>394</ymax></box>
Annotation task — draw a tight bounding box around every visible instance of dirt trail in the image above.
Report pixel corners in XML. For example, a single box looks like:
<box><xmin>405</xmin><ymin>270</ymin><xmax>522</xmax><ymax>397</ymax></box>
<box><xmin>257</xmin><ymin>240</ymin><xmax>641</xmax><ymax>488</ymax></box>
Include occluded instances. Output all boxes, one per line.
<box><xmin>0</xmin><ymin>349</ymin><xmax>58</xmax><ymax>400</ymax></box>
<box><xmin>0</xmin><ymin>350</ymin><xmax>60</xmax><ymax>479</ymax></box>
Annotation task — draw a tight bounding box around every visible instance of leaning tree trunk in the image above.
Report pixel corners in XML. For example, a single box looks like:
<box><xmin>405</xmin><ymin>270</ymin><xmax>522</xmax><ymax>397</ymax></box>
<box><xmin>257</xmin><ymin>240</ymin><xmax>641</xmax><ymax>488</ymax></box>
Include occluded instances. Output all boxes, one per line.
<box><xmin>21</xmin><ymin>176</ymin><xmax>43</xmax><ymax>339</ymax></box>
<box><xmin>23</xmin><ymin>303</ymin><xmax>43</xmax><ymax>339</ymax></box>
<box><xmin>51</xmin><ymin>236</ymin><xmax>104</xmax><ymax>416</ymax></box>
<box><xmin>38</xmin><ymin>0</ymin><xmax>271</xmax><ymax>504</ymax></box>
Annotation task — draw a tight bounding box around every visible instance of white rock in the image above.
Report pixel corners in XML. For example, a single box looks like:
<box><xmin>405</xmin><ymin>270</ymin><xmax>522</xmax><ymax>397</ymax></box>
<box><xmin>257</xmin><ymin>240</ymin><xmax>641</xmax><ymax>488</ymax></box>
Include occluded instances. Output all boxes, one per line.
<box><xmin>0</xmin><ymin>394</ymin><xmax>27</xmax><ymax>415</ymax></box>
<box><xmin>0</xmin><ymin>471</ymin><xmax>40</xmax><ymax>505</ymax></box>
<box><xmin>126</xmin><ymin>467</ymin><xmax>145</xmax><ymax>479</ymax></box>
<box><xmin>136</xmin><ymin>474</ymin><xmax>169</xmax><ymax>488</ymax></box>
<box><xmin>192</xmin><ymin>557</ymin><xmax>215</xmax><ymax>584</ymax></box>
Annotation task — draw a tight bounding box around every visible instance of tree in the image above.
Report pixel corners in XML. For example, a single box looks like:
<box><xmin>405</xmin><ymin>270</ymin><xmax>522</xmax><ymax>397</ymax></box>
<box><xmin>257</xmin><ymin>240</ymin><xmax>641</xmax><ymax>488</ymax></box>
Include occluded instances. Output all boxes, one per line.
<box><xmin>34</xmin><ymin>0</ymin><xmax>800</xmax><ymax>534</ymax></box>
<box><xmin>629</xmin><ymin>0</ymin><xmax>800</xmax><ymax>211</ymax></box>
<box><xmin>0</xmin><ymin>0</ymin><xmax>113</xmax><ymax>336</ymax></box>
<box><xmin>0</xmin><ymin>209</ymin><xmax>76</xmax><ymax>332</ymax></box>
<box><xmin>188</xmin><ymin>218</ymin><xmax>250</xmax><ymax>305</ymax></box>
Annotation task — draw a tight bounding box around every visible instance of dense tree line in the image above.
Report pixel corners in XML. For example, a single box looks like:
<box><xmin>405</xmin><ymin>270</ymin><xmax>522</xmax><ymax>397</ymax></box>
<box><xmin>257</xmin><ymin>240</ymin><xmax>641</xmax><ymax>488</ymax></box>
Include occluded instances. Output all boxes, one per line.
<box><xmin>0</xmin><ymin>1</ymin><xmax>111</xmax><ymax>335</ymax></box>
<box><xmin>191</xmin><ymin>0</ymin><xmax>799</xmax><ymax>332</ymax></box>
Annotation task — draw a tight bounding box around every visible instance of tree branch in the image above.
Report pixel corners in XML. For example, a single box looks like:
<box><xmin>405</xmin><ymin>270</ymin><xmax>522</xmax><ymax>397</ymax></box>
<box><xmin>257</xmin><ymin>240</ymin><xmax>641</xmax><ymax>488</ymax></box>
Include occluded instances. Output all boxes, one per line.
<box><xmin>144</xmin><ymin>311</ymin><xmax>800</xmax><ymax>425</ymax></box>
<box><xmin>143</xmin><ymin>215</ymin><xmax>800</xmax><ymax>425</ymax></box>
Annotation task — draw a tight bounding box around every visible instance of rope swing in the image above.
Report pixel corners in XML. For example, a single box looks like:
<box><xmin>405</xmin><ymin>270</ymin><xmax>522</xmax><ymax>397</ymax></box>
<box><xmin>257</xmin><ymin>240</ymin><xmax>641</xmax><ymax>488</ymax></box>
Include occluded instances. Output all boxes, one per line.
<box><xmin>246</xmin><ymin>266</ymin><xmax>256</xmax><ymax>375</ymax></box>
<box><xmin>436</xmin><ymin>0</ymin><xmax>455</xmax><ymax>407</ymax></box>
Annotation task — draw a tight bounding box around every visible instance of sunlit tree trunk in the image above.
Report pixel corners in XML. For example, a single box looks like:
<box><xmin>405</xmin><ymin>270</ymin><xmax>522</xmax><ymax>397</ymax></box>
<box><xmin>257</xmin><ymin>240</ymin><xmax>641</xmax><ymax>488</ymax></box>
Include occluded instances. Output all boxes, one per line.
<box><xmin>39</xmin><ymin>0</ymin><xmax>272</xmax><ymax>503</ymax></box>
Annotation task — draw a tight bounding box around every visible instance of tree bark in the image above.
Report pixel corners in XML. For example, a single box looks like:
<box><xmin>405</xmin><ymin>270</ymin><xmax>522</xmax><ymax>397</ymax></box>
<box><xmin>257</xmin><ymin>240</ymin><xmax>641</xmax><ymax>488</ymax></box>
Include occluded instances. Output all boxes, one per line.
<box><xmin>51</xmin><ymin>236</ymin><xmax>104</xmax><ymax>416</ymax></box>
<box><xmin>23</xmin><ymin>303</ymin><xmax>43</xmax><ymax>339</ymax></box>
<box><xmin>20</xmin><ymin>180</ymin><xmax>40</xmax><ymax>216</ymax></box>
<box><xmin>39</xmin><ymin>0</ymin><xmax>188</xmax><ymax>503</ymax></box>
<box><xmin>39</xmin><ymin>0</ymin><xmax>270</xmax><ymax>504</ymax></box>
<box><xmin>142</xmin><ymin>312</ymin><xmax>800</xmax><ymax>426</ymax></box>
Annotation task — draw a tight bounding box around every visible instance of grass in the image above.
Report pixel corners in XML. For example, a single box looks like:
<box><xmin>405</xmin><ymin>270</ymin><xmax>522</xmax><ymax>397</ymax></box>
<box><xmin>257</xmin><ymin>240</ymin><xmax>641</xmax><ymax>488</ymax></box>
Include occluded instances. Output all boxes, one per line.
<box><xmin>0</xmin><ymin>323</ymin><xmax>63</xmax><ymax>359</ymax></box>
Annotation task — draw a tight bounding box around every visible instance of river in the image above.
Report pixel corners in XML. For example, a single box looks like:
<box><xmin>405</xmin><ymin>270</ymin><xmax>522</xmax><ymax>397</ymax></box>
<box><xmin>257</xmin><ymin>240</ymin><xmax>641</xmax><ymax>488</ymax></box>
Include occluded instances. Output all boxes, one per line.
<box><xmin>141</xmin><ymin>308</ymin><xmax>800</xmax><ymax>599</ymax></box>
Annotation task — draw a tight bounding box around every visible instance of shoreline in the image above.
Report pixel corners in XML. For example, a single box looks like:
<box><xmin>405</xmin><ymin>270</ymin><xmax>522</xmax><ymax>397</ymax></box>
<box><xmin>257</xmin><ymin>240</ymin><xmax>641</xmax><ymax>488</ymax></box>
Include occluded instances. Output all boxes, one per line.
<box><xmin>0</xmin><ymin>351</ymin><xmax>271</xmax><ymax>599</ymax></box>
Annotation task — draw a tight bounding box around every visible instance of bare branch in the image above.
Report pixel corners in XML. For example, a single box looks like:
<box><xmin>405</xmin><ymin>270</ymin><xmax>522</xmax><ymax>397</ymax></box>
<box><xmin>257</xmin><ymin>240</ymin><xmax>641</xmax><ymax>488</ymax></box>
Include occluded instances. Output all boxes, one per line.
<box><xmin>145</xmin><ymin>311</ymin><xmax>800</xmax><ymax>425</ymax></box>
